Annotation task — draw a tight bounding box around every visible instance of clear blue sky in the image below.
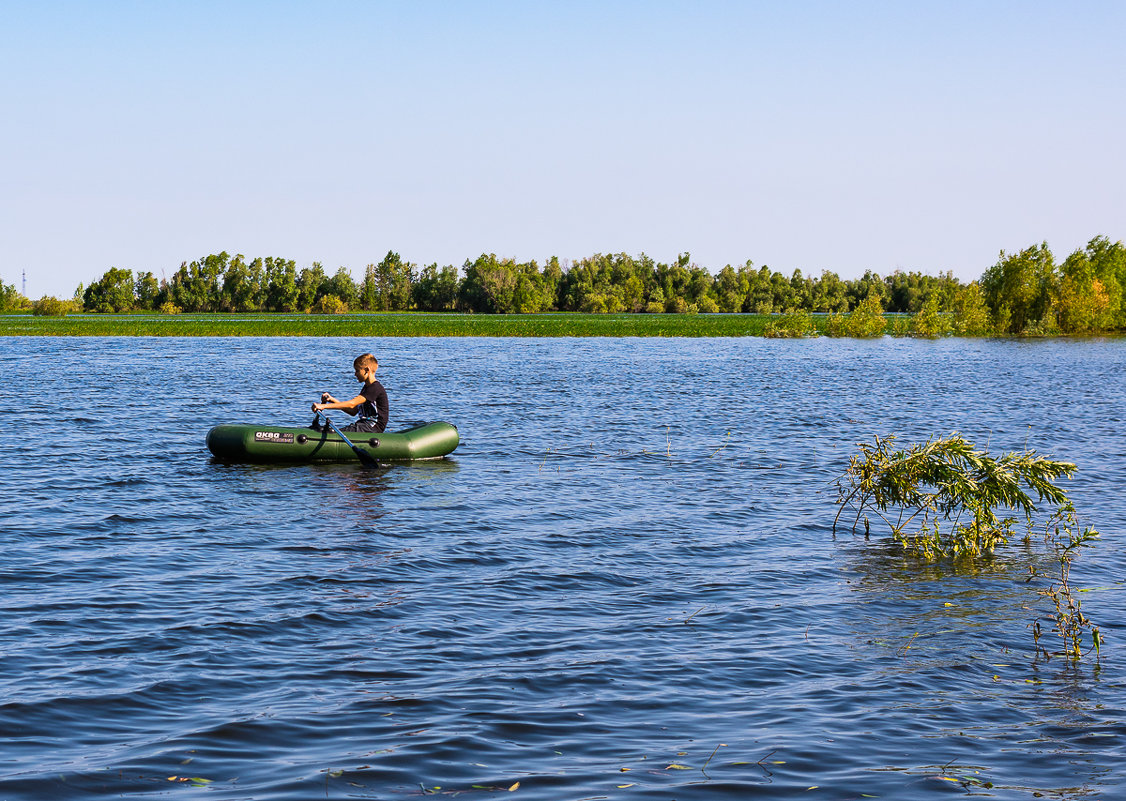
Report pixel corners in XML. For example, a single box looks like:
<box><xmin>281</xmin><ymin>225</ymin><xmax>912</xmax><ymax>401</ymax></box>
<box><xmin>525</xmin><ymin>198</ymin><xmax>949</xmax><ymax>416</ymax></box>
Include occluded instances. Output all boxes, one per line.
<box><xmin>2</xmin><ymin>0</ymin><xmax>1123</xmax><ymax>298</ymax></box>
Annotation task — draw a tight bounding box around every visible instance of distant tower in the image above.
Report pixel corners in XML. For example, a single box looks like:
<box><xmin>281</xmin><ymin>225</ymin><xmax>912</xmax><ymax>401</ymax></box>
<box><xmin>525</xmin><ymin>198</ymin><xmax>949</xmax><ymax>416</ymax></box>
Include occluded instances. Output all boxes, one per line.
<box><xmin>22</xmin><ymin>269</ymin><xmax>26</xmax><ymax>297</ymax></box>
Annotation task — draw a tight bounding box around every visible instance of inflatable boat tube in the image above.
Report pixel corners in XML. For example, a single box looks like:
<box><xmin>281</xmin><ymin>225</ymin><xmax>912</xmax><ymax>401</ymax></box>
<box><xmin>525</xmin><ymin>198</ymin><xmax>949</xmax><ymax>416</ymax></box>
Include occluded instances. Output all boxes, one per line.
<box><xmin>207</xmin><ymin>421</ymin><xmax>458</xmax><ymax>463</ymax></box>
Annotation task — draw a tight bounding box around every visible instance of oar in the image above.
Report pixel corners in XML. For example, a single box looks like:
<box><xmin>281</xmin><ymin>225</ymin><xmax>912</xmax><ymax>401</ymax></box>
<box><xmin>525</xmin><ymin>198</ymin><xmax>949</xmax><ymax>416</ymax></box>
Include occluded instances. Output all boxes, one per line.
<box><xmin>313</xmin><ymin>408</ymin><xmax>381</xmax><ymax>469</ymax></box>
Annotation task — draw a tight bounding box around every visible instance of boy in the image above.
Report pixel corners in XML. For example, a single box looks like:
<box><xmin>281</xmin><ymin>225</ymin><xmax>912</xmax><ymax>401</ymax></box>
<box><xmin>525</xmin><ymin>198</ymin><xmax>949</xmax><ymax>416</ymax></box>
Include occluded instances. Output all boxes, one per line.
<box><xmin>311</xmin><ymin>353</ymin><xmax>389</xmax><ymax>433</ymax></box>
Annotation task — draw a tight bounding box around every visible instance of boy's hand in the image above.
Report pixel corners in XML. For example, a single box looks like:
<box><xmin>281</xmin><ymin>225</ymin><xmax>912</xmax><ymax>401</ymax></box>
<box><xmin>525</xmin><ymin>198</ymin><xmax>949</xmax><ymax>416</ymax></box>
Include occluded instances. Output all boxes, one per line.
<box><xmin>321</xmin><ymin>392</ymin><xmax>335</xmax><ymax>403</ymax></box>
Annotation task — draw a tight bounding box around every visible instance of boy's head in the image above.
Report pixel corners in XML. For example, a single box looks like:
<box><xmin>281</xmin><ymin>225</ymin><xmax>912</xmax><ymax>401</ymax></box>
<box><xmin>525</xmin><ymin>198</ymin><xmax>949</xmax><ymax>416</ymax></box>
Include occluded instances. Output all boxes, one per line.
<box><xmin>354</xmin><ymin>353</ymin><xmax>378</xmax><ymax>371</ymax></box>
<box><xmin>353</xmin><ymin>353</ymin><xmax>379</xmax><ymax>382</ymax></box>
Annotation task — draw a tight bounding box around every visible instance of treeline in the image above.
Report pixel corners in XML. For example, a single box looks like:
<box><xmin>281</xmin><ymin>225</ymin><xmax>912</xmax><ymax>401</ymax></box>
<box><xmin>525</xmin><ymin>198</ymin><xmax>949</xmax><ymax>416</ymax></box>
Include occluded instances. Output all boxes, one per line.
<box><xmin>75</xmin><ymin>250</ymin><xmax>966</xmax><ymax>317</ymax></box>
<box><xmin>980</xmin><ymin>237</ymin><xmax>1125</xmax><ymax>335</ymax></box>
<box><xmin>5</xmin><ymin>235</ymin><xmax>1123</xmax><ymax>335</ymax></box>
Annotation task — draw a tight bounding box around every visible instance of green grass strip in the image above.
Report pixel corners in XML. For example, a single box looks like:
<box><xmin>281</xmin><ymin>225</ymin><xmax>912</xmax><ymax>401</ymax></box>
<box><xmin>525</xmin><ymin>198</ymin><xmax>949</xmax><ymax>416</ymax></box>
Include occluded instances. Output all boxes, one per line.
<box><xmin>0</xmin><ymin>312</ymin><xmax>782</xmax><ymax>337</ymax></box>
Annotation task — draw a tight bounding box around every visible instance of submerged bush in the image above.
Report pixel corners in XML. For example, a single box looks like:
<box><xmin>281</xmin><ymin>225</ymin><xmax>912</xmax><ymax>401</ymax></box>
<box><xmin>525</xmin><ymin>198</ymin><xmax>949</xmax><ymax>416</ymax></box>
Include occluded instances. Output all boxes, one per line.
<box><xmin>834</xmin><ymin>433</ymin><xmax>1076</xmax><ymax>556</ymax></box>
<box><xmin>1</xmin><ymin>281</ymin><xmax>27</xmax><ymax>312</ymax></box>
<box><xmin>764</xmin><ymin>311</ymin><xmax>818</xmax><ymax>338</ymax></box>
<box><xmin>826</xmin><ymin>294</ymin><xmax>887</xmax><ymax>337</ymax></box>
<box><xmin>31</xmin><ymin>296</ymin><xmax>70</xmax><ymax>316</ymax></box>
<box><xmin>833</xmin><ymin>433</ymin><xmax>1101</xmax><ymax>661</ymax></box>
<box><xmin>951</xmin><ymin>283</ymin><xmax>993</xmax><ymax>336</ymax></box>
<box><xmin>910</xmin><ymin>297</ymin><xmax>953</xmax><ymax>338</ymax></box>
<box><xmin>1029</xmin><ymin>511</ymin><xmax>1101</xmax><ymax>662</ymax></box>
<box><xmin>696</xmin><ymin>296</ymin><xmax>719</xmax><ymax>314</ymax></box>
<box><xmin>311</xmin><ymin>294</ymin><xmax>348</xmax><ymax>314</ymax></box>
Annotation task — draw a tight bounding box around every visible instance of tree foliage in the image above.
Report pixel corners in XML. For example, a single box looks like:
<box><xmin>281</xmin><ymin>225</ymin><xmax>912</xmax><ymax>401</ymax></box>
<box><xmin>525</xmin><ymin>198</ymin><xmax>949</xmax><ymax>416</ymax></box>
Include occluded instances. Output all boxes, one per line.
<box><xmin>83</xmin><ymin>267</ymin><xmax>136</xmax><ymax>313</ymax></box>
<box><xmin>32</xmin><ymin>296</ymin><xmax>72</xmax><ymax>316</ymax></box>
<box><xmin>825</xmin><ymin>292</ymin><xmax>887</xmax><ymax>337</ymax></box>
<box><xmin>413</xmin><ymin>263</ymin><xmax>459</xmax><ymax>311</ymax></box>
<box><xmin>366</xmin><ymin>251</ymin><xmax>414</xmax><ymax>311</ymax></box>
<box><xmin>61</xmin><ymin>233</ymin><xmax>1125</xmax><ymax>334</ymax></box>
<box><xmin>0</xmin><ymin>280</ymin><xmax>26</xmax><ymax>312</ymax></box>
<box><xmin>980</xmin><ymin>236</ymin><xmax>1125</xmax><ymax>335</ymax></box>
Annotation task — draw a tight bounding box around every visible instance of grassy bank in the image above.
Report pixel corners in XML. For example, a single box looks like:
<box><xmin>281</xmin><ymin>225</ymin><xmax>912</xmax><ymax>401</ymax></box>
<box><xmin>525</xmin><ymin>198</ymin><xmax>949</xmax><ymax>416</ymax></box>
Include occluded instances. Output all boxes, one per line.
<box><xmin>0</xmin><ymin>312</ymin><xmax>783</xmax><ymax>337</ymax></box>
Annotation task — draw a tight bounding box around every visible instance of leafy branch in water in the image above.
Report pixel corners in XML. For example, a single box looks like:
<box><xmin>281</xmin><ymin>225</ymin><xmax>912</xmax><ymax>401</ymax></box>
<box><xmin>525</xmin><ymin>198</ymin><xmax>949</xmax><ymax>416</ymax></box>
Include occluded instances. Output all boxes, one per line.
<box><xmin>833</xmin><ymin>434</ymin><xmax>1074</xmax><ymax>557</ymax></box>
<box><xmin>834</xmin><ymin>433</ymin><xmax>1101</xmax><ymax>661</ymax></box>
<box><xmin>1028</xmin><ymin>507</ymin><xmax>1101</xmax><ymax>663</ymax></box>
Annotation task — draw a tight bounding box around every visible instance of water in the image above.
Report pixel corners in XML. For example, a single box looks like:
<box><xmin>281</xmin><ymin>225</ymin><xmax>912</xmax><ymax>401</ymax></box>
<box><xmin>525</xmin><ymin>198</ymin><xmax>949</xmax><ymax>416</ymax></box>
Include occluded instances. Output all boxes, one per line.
<box><xmin>1</xmin><ymin>336</ymin><xmax>1124</xmax><ymax>800</ymax></box>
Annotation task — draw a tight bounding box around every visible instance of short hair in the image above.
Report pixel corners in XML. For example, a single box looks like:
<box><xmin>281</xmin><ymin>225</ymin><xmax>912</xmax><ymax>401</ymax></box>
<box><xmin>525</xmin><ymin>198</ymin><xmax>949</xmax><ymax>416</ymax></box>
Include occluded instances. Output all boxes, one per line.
<box><xmin>354</xmin><ymin>353</ymin><xmax>378</xmax><ymax>370</ymax></box>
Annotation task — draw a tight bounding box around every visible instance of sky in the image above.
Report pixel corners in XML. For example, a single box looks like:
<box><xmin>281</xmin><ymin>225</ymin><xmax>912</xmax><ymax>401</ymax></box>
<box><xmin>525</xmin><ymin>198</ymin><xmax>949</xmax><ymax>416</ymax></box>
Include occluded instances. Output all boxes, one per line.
<box><xmin>2</xmin><ymin>0</ymin><xmax>1124</xmax><ymax>298</ymax></box>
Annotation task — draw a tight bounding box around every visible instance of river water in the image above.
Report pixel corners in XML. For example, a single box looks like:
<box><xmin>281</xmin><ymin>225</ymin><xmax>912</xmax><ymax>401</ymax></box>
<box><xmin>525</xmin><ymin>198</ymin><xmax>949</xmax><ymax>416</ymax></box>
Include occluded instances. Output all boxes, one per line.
<box><xmin>1</xmin><ymin>336</ymin><xmax>1124</xmax><ymax>800</ymax></box>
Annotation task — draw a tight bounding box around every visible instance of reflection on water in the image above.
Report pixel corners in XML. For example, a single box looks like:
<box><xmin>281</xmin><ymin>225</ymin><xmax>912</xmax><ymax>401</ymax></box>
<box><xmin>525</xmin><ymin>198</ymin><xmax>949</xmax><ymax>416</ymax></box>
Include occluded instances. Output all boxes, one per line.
<box><xmin>838</xmin><ymin>536</ymin><xmax>1121</xmax><ymax>800</ymax></box>
<box><xmin>0</xmin><ymin>336</ymin><xmax>1124</xmax><ymax>800</ymax></box>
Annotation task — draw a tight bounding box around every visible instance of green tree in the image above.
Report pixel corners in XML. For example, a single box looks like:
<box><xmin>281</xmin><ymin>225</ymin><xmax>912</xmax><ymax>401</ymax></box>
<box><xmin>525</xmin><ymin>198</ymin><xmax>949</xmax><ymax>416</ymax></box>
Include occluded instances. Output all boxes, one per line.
<box><xmin>413</xmin><ymin>263</ymin><xmax>460</xmax><ymax>311</ymax></box>
<box><xmin>810</xmin><ymin>270</ymin><xmax>849</xmax><ymax>312</ymax></box>
<box><xmin>32</xmin><ymin>296</ymin><xmax>71</xmax><ymax>316</ymax></box>
<box><xmin>882</xmin><ymin>270</ymin><xmax>961</xmax><ymax>314</ymax></box>
<box><xmin>558</xmin><ymin>257</ymin><xmax>596</xmax><ymax>311</ymax></box>
<box><xmin>827</xmin><ymin>290</ymin><xmax>886</xmax><ymax>337</ymax></box>
<box><xmin>361</xmin><ymin>263</ymin><xmax>379</xmax><ymax>311</ymax></box>
<box><xmin>744</xmin><ymin>264</ymin><xmax>775</xmax><ymax>313</ymax></box>
<box><xmin>884</xmin><ymin>271</ymin><xmax>919</xmax><ymax>313</ymax></box>
<box><xmin>788</xmin><ymin>268</ymin><xmax>812</xmax><ymax>311</ymax></box>
<box><xmin>325</xmin><ymin>267</ymin><xmax>359</xmax><ymax>309</ymax></box>
<box><xmin>1054</xmin><ymin>236</ymin><xmax>1124</xmax><ymax>333</ymax></box>
<box><xmin>311</xmin><ymin>294</ymin><xmax>348</xmax><ymax>314</ymax></box>
<box><xmin>559</xmin><ymin>253</ymin><xmax>643</xmax><ymax>313</ymax></box>
<box><xmin>83</xmin><ymin>267</ymin><xmax>136</xmax><ymax>312</ymax></box>
<box><xmin>686</xmin><ymin>265</ymin><xmax>715</xmax><ymax>309</ymax></box>
<box><xmin>0</xmin><ymin>280</ymin><xmax>24</xmax><ymax>312</ymax></box>
<box><xmin>770</xmin><ymin>270</ymin><xmax>797</xmax><ymax>312</ymax></box>
<box><xmin>845</xmin><ymin>270</ymin><xmax>884</xmax><ymax>311</ymax></box>
<box><xmin>764</xmin><ymin>310</ymin><xmax>817</xmax><ymax>337</ymax></box>
<box><xmin>620</xmin><ymin>273</ymin><xmax>646</xmax><ymax>312</ymax></box>
<box><xmin>1084</xmin><ymin>235</ymin><xmax>1126</xmax><ymax>328</ymax></box>
<box><xmin>980</xmin><ymin>243</ymin><xmax>1055</xmax><ymax>334</ymax></box>
<box><xmin>951</xmin><ymin>282</ymin><xmax>992</xmax><ymax>336</ymax></box>
<box><xmin>655</xmin><ymin>253</ymin><xmax>693</xmax><ymax>311</ymax></box>
<box><xmin>166</xmin><ymin>263</ymin><xmax>196</xmax><ymax>311</ymax></box>
<box><xmin>714</xmin><ymin>264</ymin><xmax>748</xmax><ymax>313</ymax></box>
<box><xmin>296</xmin><ymin>262</ymin><xmax>327</xmax><ymax>311</ymax></box>
<box><xmin>910</xmin><ymin>295</ymin><xmax>952</xmax><ymax>338</ymax></box>
<box><xmin>264</xmin><ymin>257</ymin><xmax>299</xmax><ymax>312</ymax></box>
<box><xmin>542</xmin><ymin>256</ymin><xmax>564</xmax><ymax>309</ymax></box>
<box><xmin>459</xmin><ymin>254</ymin><xmax>519</xmax><ymax>313</ymax></box>
<box><xmin>834</xmin><ymin>433</ymin><xmax>1088</xmax><ymax>558</ymax></box>
<box><xmin>371</xmin><ymin>251</ymin><xmax>414</xmax><ymax>311</ymax></box>
<box><xmin>135</xmin><ymin>272</ymin><xmax>161</xmax><ymax>310</ymax></box>
<box><xmin>221</xmin><ymin>255</ymin><xmax>266</xmax><ymax>312</ymax></box>
<box><xmin>512</xmin><ymin>260</ymin><xmax>556</xmax><ymax>313</ymax></box>
<box><xmin>168</xmin><ymin>253</ymin><xmax>227</xmax><ymax>312</ymax></box>
<box><xmin>1056</xmin><ymin>252</ymin><xmax>1109</xmax><ymax>334</ymax></box>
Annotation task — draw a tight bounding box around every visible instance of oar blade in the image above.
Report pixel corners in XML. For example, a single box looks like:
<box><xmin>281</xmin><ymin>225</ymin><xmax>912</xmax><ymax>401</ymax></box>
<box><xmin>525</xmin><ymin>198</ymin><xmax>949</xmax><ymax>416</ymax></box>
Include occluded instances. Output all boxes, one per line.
<box><xmin>316</xmin><ymin>411</ymin><xmax>383</xmax><ymax>470</ymax></box>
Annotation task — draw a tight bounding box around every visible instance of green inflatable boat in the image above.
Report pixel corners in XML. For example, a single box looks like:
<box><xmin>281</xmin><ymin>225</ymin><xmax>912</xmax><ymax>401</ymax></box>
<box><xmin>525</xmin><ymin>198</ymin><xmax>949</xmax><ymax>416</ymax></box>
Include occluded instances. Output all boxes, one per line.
<box><xmin>207</xmin><ymin>421</ymin><xmax>459</xmax><ymax>464</ymax></box>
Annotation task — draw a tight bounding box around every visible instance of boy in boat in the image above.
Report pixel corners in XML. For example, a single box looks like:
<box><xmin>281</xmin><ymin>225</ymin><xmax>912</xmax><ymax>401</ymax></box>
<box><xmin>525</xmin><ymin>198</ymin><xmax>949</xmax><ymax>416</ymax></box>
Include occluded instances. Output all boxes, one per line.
<box><xmin>311</xmin><ymin>352</ymin><xmax>389</xmax><ymax>433</ymax></box>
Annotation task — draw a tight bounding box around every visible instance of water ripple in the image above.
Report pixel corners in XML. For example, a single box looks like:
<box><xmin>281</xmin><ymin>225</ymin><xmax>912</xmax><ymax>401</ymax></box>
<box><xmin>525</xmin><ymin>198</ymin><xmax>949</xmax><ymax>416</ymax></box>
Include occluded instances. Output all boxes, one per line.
<box><xmin>0</xmin><ymin>337</ymin><xmax>1124</xmax><ymax>799</ymax></box>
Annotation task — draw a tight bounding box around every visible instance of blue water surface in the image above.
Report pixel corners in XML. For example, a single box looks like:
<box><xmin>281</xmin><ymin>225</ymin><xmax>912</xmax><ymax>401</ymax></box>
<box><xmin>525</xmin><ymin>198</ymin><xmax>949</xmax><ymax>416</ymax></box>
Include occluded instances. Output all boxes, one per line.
<box><xmin>1</xmin><ymin>336</ymin><xmax>1124</xmax><ymax>800</ymax></box>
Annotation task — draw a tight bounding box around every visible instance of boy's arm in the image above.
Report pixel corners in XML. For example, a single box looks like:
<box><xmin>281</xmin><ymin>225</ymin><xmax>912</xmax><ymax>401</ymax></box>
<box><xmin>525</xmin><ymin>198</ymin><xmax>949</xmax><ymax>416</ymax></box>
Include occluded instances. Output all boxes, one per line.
<box><xmin>312</xmin><ymin>394</ymin><xmax>365</xmax><ymax>415</ymax></box>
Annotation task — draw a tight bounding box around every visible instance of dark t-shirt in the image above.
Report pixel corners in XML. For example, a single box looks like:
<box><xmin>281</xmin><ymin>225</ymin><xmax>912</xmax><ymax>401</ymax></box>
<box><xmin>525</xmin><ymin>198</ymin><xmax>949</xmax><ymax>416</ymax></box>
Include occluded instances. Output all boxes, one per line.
<box><xmin>358</xmin><ymin>380</ymin><xmax>389</xmax><ymax>432</ymax></box>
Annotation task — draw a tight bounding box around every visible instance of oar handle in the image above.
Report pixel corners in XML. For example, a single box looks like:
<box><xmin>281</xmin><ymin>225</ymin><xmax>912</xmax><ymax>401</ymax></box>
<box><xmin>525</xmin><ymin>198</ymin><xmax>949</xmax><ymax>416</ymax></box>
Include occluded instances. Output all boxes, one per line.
<box><xmin>312</xmin><ymin>407</ymin><xmax>380</xmax><ymax>469</ymax></box>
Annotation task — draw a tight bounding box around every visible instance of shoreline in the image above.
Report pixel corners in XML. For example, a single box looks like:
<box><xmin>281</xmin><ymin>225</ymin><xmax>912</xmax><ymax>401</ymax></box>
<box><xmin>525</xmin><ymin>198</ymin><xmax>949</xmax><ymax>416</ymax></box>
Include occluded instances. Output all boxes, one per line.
<box><xmin>0</xmin><ymin>312</ymin><xmax>782</xmax><ymax>337</ymax></box>
<box><xmin>2</xmin><ymin>312</ymin><xmax>1122</xmax><ymax>338</ymax></box>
